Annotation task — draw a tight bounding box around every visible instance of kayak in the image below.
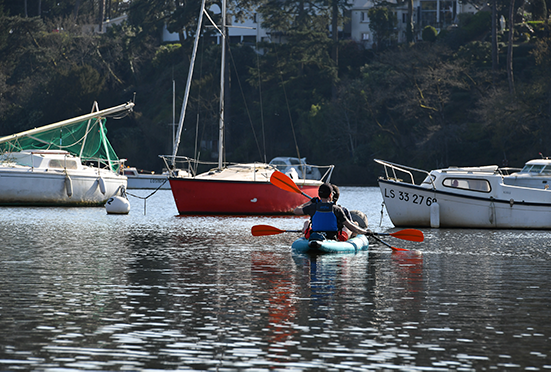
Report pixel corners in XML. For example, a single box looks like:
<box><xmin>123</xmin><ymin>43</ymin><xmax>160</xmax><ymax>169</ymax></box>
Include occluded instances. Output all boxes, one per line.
<box><xmin>291</xmin><ymin>234</ymin><xmax>369</xmax><ymax>254</ymax></box>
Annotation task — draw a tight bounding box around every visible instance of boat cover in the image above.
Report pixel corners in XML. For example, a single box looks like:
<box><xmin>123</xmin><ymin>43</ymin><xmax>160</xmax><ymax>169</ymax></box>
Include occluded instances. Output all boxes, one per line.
<box><xmin>0</xmin><ymin>103</ymin><xmax>133</xmax><ymax>173</ymax></box>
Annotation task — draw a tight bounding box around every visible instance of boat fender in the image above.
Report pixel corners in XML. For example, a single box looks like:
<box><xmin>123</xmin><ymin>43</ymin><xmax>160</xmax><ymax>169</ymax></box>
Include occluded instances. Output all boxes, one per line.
<box><xmin>105</xmin><ymin>195</ymin><xmax>130</xmax><ymax>214</ymax></box>
<box><xmin>98</xmin><ymin>177</ymin><xmax>106</xmax><ymax>195</ymax></box>
<box><xmin>65</xmin><ymin>176</ymin><xmax>73</xmax><ymax>197</ymax></box>
<box><xmin>430</xmin><ymin>202</ymin><xmax>440</xmax><ymax>228</ymax></box>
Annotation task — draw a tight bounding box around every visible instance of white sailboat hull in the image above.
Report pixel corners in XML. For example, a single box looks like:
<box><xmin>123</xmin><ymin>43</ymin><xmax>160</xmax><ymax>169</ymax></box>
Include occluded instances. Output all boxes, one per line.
<box><xmin>0</xmin><ymin>150</ymin><xmax>126</xmax><ymax>206</ymax></box>
<box><xmin>0</xmin><ymin>169</ymin><xmax>125</xmax><ymax>206</ymax></box>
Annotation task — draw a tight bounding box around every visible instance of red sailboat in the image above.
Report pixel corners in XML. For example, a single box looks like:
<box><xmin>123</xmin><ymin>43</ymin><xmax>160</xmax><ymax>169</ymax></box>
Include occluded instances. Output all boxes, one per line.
<box><xmin>162</xmin><ymin>0</ymin><xmax>332</xmax><ymax>215</ymax></box>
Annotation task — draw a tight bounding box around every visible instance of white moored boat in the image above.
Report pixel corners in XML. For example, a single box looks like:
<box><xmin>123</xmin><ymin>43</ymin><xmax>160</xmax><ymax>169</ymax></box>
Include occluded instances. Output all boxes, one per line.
<box><xmin>501</xmin><ymin>158</ymin><xmax>551</xmax><ymax>189</ymax></box>
<box><xmin>122</xmin><ymin>167</ymin><xmax>177</xmax><ymax>190</ymax></box>
<box><xmin>375</xmin><ymin>158</ymin><xmax>551</xmax><ymax>229</ymax></box>
<box><xmin>0</xmin><ymin>102</ymin><xmax>133</xmax><ymax>206</ymax></box>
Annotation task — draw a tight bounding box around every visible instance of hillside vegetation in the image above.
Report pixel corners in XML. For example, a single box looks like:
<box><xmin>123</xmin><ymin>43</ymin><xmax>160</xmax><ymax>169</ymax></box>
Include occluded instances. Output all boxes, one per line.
<box><xmin>1</xmin><ymin>0</ymin><xmax>551</xmax><ymax>185</ymax></box>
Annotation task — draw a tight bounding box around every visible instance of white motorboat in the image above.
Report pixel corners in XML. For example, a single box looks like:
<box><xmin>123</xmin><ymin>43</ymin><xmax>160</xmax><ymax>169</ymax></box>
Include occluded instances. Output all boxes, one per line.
<box><xmin>375</xmin><ymin>158</ymin><xmax>551</xmax><ymax>229</ymax></box>
<box><xmin>502</xmin><ymin>158</ymin><xmax>551</xmax><ymax>189</ymax></box>
<box><xmin>0</xmin><ymin>102</ymin><xmax>133</xmax><ymax>206</ymax></box>
<box><xmin>122</xmin><ymin>167</ymin><xmax>175</xmax><ymax>190</ymax></box>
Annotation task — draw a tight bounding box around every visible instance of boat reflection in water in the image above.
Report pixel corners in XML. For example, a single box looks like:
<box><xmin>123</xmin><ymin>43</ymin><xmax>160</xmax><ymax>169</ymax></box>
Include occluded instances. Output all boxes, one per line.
<box><xmin>376</xmin><ymin>158</ymin><xmax>551</xmax><ymax>229</ymax></box>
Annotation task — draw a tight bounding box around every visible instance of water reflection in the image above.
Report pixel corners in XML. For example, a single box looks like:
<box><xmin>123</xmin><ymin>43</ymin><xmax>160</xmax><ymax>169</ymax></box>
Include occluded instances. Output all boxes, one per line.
<box><xmin>0</xmin><ymin>189</ymin><xmax>550</xmax><ymax>370</ymax></box>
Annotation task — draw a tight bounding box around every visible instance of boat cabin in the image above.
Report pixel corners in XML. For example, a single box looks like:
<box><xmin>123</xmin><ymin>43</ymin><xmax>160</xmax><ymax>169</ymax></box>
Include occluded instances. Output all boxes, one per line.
<box><xmin>0</xmin><ymin>150</ymin><xmax>82</xmax><ymax>171</ymax></box>
<box><xmin>503</xmin><ymin>159</ymin><xmax>551</xmax><ymax>189</ymax></box>
<box><xmin>268</xmin><ymin>157</ymin><xmax>322</xmax><ymax>180</ymax></box>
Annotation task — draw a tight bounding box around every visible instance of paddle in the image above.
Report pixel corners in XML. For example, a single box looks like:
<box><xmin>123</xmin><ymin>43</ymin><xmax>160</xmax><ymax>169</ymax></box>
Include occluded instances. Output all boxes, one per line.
<box><xmin>251</xmin><ymin>225</ymin><xmax>301</xmax><ymax>236</ymax></box>
<box><xmin>371</xmin><ymin>234</ymin><xmax>410</xmax><ymax>252</ymax></box>
<box><xmin>252</xmin><ymin>224</ymin><xmax>410</xmax><ymax>251</ymax></box>
<box><xmin>375</xmin><ymin>228</ymin><xmax>424</xmax><ymax>242</ymax></box>
<box><xmin>252</xmin><ymin>224</ymin><xmax>423</xmax><ymax>242</ymax></box>
<box><xmin>270</xmin><ymin>171</ymin><xmax>313</xmax><ymax>200</ymax></box>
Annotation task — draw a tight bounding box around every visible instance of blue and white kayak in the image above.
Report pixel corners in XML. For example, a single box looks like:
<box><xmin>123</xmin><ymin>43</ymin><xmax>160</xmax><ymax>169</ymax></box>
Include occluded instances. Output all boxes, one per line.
<box><xmin>291</xmin><ymin>234</ymin><xmax>369</xmax><ymax>254</ymax></box>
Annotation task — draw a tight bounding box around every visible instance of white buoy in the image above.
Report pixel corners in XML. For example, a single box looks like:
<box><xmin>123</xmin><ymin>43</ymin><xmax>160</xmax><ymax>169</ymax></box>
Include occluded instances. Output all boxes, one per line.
<box><xmin>105</xmin><ymin>196</ymin><xmax>130</xmax><ymax>214</ymax></box>
<box><xmin>430</xmin><ymin>202</ymin><xmax>440</xmax><ymax>228</ymax></box>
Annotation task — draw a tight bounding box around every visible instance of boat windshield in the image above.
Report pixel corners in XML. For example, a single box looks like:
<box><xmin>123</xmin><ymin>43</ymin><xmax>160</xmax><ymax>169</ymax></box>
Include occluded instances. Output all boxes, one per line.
<box><xmin>269</xmin><ymin>160</ymin><xmax>287</xmax><ymax>171</ymax></box>
<box><xmin>443</xmin><ymin>178</ymin><xmax>491</xmax><ymax>192</ymax></box>
<box><xmin>520</xmin><ymin>164</ymin><xmax>551</xmax><ymax>174</ymax></box>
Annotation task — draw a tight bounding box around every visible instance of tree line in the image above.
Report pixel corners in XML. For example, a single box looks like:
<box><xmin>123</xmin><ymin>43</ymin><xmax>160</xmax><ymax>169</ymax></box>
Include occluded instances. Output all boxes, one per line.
<box><xmin>1</xmin><ymin>0</ymin><xmax>550</xmax><ymax>185</ymax></box>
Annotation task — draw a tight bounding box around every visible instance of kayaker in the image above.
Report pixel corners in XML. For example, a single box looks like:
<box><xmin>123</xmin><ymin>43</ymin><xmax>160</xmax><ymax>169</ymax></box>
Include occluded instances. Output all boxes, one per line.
<box><xmin>331</xmin><ymin>184</ymin><xmax>355</xmax><ymax>238</ymax></box>
<box><xmin>301</xmin><ymin>183</ymin><xmax>355</xmax><ymax>239</ymax></box>
<box><xmin>294</xmin><ymin>183</ymin><xmax>371</xmax><ymax>241</ymax></box>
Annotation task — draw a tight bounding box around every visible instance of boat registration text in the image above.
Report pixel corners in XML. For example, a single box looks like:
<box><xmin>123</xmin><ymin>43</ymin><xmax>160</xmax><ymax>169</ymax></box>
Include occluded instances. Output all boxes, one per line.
<box><xmin>383</xmin><ymin>188</ymin><xmax>437</xmax><ymax>206</ymax></box>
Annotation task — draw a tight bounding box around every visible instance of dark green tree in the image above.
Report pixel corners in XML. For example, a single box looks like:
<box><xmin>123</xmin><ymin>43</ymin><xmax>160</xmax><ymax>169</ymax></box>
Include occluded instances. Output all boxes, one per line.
<box><xmin>368</xmin><ymin>5</ymin><xmax>397</xmax><ymax>50</ymax></box>
<box><xmin>529</xmin><ymin>0</ymin><xmax>547</xmax><ymax>20</ymax></box>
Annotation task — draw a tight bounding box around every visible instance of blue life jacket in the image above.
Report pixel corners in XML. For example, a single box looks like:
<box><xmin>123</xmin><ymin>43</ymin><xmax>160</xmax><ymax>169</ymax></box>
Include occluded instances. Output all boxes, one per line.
<box><xmin>311</xmin><ymin>202</ymin><xmax>338</xmax><ymax>232</ymax></box>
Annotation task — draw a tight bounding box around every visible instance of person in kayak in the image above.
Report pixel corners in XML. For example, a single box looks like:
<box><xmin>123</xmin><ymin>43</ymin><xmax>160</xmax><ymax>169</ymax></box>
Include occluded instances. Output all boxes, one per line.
<box><xmin>331</xmin><ymin>184</ymin><xmax>354</xmax><ymax>238</ymax></box>
<box><xmin>294</xmin><ymin>183</ymin><xmax>371</xmax><ymax>241</ymax></box>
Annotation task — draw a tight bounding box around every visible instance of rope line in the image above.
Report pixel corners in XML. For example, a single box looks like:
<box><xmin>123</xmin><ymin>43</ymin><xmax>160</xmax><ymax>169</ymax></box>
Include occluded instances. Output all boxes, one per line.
<box><xmin>126</xmin><ymin>179</ymin><xmax>169</xmax><ymax>215</ymax></box>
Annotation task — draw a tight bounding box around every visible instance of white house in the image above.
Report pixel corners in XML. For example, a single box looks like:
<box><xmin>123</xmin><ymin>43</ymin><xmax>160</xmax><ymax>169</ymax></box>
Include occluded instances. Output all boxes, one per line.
<box><xmin>347</xmin><ymin>0</ymin><xmax>478</xmax><ymax>48</ymax></box>
<box><xmin>161</xmin><ymin>0</ymin><xmax>479</xmax><ymax>48</ymax></box>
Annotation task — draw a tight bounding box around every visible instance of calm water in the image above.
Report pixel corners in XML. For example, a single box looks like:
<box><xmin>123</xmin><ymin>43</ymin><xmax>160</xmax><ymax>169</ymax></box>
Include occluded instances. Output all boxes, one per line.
<box><xmin>0</xmin><ymin>187</ymin><xmax>550</xmax><ymax>371</ymax></box>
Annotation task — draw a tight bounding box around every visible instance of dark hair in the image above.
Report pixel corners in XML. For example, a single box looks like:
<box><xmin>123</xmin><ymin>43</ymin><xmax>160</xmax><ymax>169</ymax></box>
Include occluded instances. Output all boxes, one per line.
<box><xmin>318</xmin><ymin>183</ymin><xmax>333</xmax><ymax>198</ymax></box>
<box><xmin>331</xmin><ymin>184</ymin><xmax>340</xmax><ymax>202</ymax></box>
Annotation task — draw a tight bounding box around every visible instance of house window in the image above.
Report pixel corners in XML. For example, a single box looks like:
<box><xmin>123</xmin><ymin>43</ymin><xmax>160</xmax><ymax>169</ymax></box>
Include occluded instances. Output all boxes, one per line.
<box><xmin>362</xmin><ymin>33</ymin><xmax>369</xmax><ymax>40</ymax></box>
<box><xmin>360</xmin><ymin>11</ymin><xmax>368</xmax><ymax>22</ymax></box>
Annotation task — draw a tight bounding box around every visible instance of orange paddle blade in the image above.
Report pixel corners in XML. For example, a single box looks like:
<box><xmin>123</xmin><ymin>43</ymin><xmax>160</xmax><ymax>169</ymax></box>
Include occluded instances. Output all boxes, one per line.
<box><xmin>270</xmin><ymin>171</ymin><xmax>302</xmax><ymax>194</ymax></box>
<box><xmin>270</xmin><ymin>171</ymin><xmax>313</xmax><ymax>199</ymax></box>
<box><xmin>251</xmin><ymin>225</ymin><xmax>302</xmax><ymax>236</ymax></box>
<box><xmin>389</xmin><ymin>229</ymin><xmax>424</xmax><ymax>242</ymax></box>
<box><xmin>251</xmin><ymin>225</ymin><xmax>284</xmax><ymax>236</ymax></box>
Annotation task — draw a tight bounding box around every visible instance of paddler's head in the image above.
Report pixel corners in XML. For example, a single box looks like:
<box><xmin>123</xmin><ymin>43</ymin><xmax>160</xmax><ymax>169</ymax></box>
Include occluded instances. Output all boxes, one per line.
<box><xmin>318</xmin><ymin>183</ymin><xmax>333</xmax><ymax>200</ymax></box>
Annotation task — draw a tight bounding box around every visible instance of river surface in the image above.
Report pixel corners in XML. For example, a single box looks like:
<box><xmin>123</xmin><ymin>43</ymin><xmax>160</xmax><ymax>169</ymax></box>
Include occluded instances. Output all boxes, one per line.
<box><xmin>0</xmin><ymin>187</ymin><xmax>550</xmax><ymax>371</ymax></box>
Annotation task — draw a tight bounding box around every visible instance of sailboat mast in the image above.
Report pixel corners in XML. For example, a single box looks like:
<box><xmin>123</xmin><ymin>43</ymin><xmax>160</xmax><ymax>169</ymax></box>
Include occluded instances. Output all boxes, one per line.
<box><xmin>217</xmin><ymin>0</ymin><xmax>227</xmax><ymax>170</ymax></box>
<box><xmin>172</xmin><ymin>0</ymin><xmax>207</xmax><ymax>168</ymax></box>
